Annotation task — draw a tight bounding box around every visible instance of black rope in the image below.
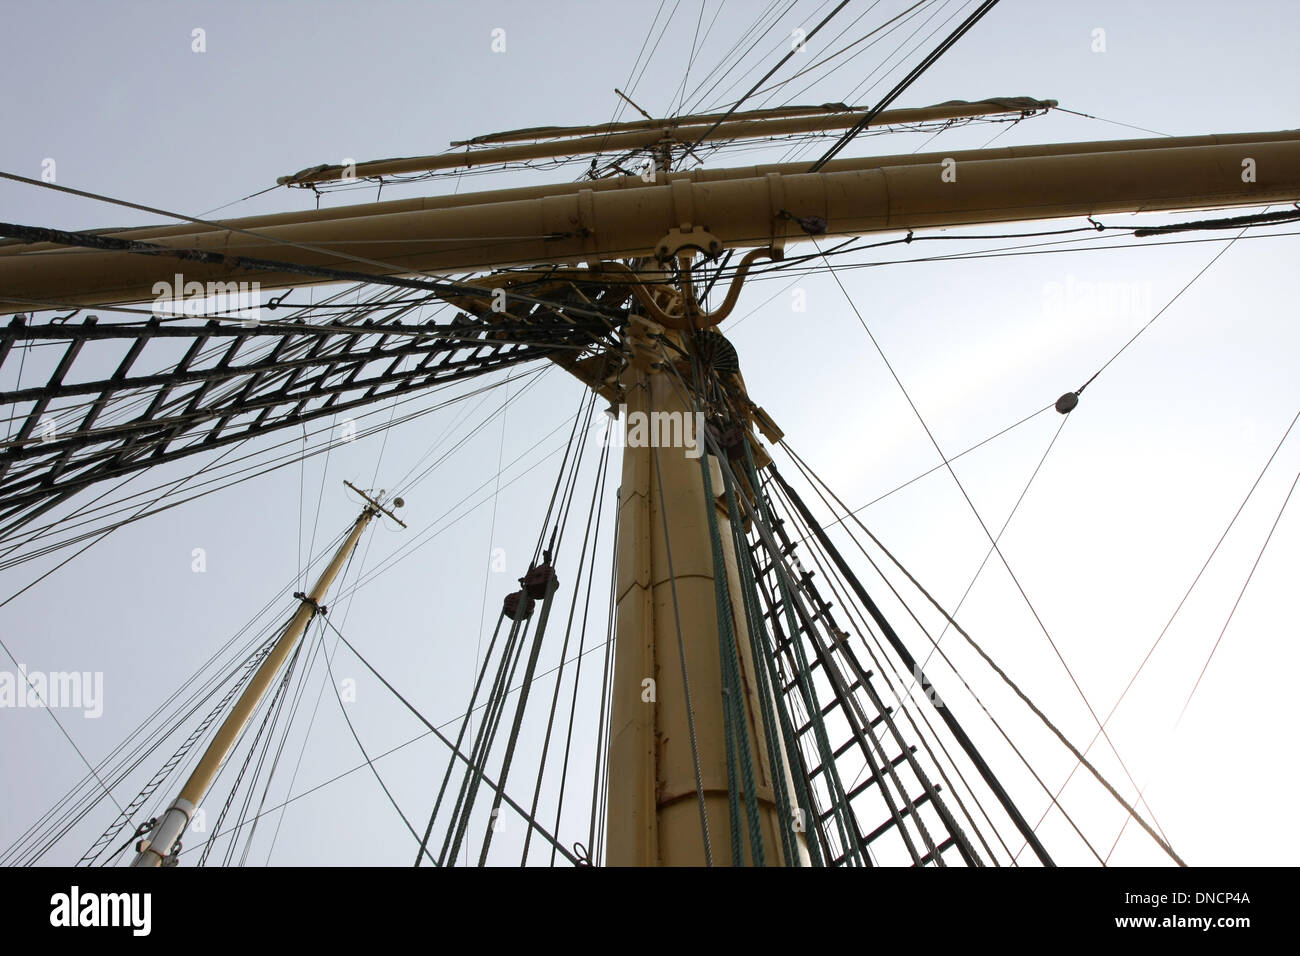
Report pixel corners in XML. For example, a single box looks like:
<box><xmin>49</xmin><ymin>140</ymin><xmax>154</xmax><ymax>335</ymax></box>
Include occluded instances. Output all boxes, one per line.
<box><xmin>767</xmin><ymin>457</ymin><xmax>1103</xmax><ymax>864</ymax></box>
<box><xmin>586</xmin><ymin>488</ymin><xmax>621</xmax><ymax>862</ymax></box>
<box><xmin>548</xmin><ymin>424</ymin><xmax>614</xmax><ymax>865</ymax></box>
<box><xmin>1075</xmin><ymin>218</ymin><xmax>1259</xmax><ymax>398</ymax></box>
<box><xmin>436</xmin><ymin>606</ymin><xmax>532</xmax><ymax>865</ymax></box>
<box><xmin>477</xmin><ymin>394</ymin><xmax>598</xmax><ymax>865</ymax></box>
<box><xmin>320</xmin><ymin>614</ymin><xmax>581</xmax><ymax>865</ymax></box>
<box><xmin>761</xmin><ymin>466</ymin><xmax>990</xmax><ymax>867</ymax></box>
<box><xmin>808</xmin><ymin>0</ymin><xmax>1002</xmax><ymax>172</ymax></box>
<box><xmin>520</xmin><ymin>433</ymin><xmax>612</xmax><ymax>863</ymax></box>
<box><xmin>766</xmin><ymin>459</ymin><xmax>1057</xmax><ymax>867</ymax></box>
<box><xmin>679</xmin><ymin>1</ymin><xmax>852</xmax><ymax>155</ymax></box>
<box><xmin>414</xmin><ymin>609</ymin><xmax>505</xmax><ymax>865</ymax></box>
<box><xmin>780</xmin><ymin>446</ymin><xmax>1187</xmax><ymax>867</ymax></box>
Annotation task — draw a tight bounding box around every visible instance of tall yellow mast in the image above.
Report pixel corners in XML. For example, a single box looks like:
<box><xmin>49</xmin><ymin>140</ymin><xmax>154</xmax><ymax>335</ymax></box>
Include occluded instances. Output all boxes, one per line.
<box><xmin>131</xmin><ymin>485</ymin><xmax>403</xmax><ymax>867</ymax></box>
<box><xmin>605</xmin><ymin>321</ymin><xmax>808</xmax><ymax>865</ymax></box>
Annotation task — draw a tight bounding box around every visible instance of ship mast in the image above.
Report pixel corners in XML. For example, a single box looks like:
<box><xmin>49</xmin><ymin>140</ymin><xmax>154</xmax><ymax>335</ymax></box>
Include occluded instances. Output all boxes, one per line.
<box><xmin>3</xmin><ymin>109</ymin><xmax>1298</xmax><ymax>867</ymax></box>
<box><xmin>130</xmin><ymin>485</ymin><xmax>404</xmax><ymax>867</ymax></box>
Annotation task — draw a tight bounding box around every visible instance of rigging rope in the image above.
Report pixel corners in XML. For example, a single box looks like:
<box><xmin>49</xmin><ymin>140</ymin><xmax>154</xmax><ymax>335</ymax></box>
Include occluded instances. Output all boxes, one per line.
<box><xmin>475</xmin><ymin>394</ymin><xmax>599</xmax><ymax>865</ymax></box>
<box><xmin>317</xmin><ymin>615</ymin><xmax>580</xmax><ymax>864</ymax></box>
<box><xmin>198</xmin><ymin>630</ymin><xmax>306</xmax><ymax>866</ymax></box>
<box><xmin>520</xmin><ymin>426</ymin><xmax>614</xmax><ymax>863</ymax></box>
<box><xmin>687</xmin><ymin>352</ymin><xmax>767</xmax><ymax>865</ymax></box>
<box><xmin>808</xmin><ymin>0</ymin><xmax>1002</xmax><ymax>171</ymax></box>
<box><xmin>780</xmin><ymin>444</ymin><xmax>1188</xmax><ymax>866</ymax></box>
<box><xmin>651</xmin><ymin>437</ymin><xmax>716</xmax><ymax>865</ymax></box>
<box><xmin>811</xmin><ymin>236</ymin><xmax>1168</xmax><ymax>844</ymax></box>
<box><xmin>765</xmin><ymin>461</ymin><xmax>1002</xmax><ymax>865</ymax></box>
<box><xmin>1017</xmin><ymin>407</ymin><xmax>1300</xmax><ymax>860</ymax></box>
<box><xmin>1102</xmin><ymin>468</ymin><xmax>1299</xmax><ymax>861</ymax></box>
<box><xmin>680</xmin><ymin>0</ymin><xmax>852</xmax><ymax>155</ymax></box>
<box><xmin>1074</xmin><ymin>217</ymin><xmax>1264</xmax><ymax>399</ymax></box>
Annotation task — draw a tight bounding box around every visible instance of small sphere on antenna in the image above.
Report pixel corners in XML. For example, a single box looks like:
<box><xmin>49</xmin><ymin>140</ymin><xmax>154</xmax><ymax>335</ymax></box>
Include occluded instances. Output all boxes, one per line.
<box><xmin>393</xmin><ymin>497</ymin><xmax>405</xmax><ymax>509</ymax></box>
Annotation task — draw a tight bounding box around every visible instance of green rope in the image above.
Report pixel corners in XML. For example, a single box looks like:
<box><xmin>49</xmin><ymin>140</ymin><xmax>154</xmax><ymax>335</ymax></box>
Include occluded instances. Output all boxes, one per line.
<box><xmin>739</xmin><ymin>445</ymin><xmax>826</xmax><ymax>867</ymax></box>
<box><xmin>697</xmin><ymin>447</ymin><xmax>758</xmax><ymax>864</ymax></box>
<box><xmin>719</xmin><ymin>455</ymin><xmax>798</xmax><ymax>866</ymax></box>
<box><xmin>693</xmin><ymin>424</ymin><xmax>766</xmax><ymax>865</ymax></box>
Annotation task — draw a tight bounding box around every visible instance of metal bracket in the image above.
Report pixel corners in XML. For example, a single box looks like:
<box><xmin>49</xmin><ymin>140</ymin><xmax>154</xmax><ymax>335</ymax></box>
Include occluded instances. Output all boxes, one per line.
<box><xmin>608</xmin><ymin>246</ymin><xmax>782</xmax><ymax>330</ymax></box>
<box><xmin>654</xmin><ymin>225</ymin><xmax>723</xmax><ymax>261</ymax></box>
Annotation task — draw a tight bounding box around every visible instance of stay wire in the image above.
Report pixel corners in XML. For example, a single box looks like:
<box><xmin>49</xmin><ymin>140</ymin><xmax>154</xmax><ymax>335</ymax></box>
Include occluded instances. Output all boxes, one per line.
<box><xmin>319</xmin><ymin>612</ymin><xmax>439</xmax><ymax>865</ymax></box>
<box><xmin>809</xmin><ymin>0</ymin><xmax>1001</xmax><ymax>171</ymax></box>
<box><xmin>906</xmin><ymin>415</ymin><xmax>1070</xmax><ymax>730</ymax></box>
<box><xmin>693</xmin><ymin>0</ymin><xmax>831</xmax><ymax>115</ymax></box>
<box><xmin>1052</xmin><ymin>106</ymin><xmax>1173</xmax><ymax>139</ymax></box>
<box><xmin>1014</xmin><ymin>407</ymin><xmax>1300</xmax><ymax>862</ymax></box>
<box><xmin>587</xmin><ymin>487</ymin><xmax>621</xmax><ymax>862</ymax></box>
<box><xmin>679</xmin><ymin>0</ymin><xmax>791</xmax><ymax>115</ymax></box>
<box><xmin>787</xmin><ymin>401</ymin><xmax>1054</xmax><ymax>547</ymax></box>
<box><xmin>752</xmin><ymin>0</ymin><xmax>925</xmax><ymax>107</ymax></box>
<box><xmin>439</xmin><ymin>598</ymin><xmax>534</xmax><ymax>865</ymax></box>
<box><xmin>768</xmin><ymin>0</ymin><xmax>941</xmax><ymax>136</ymax></box>
<box><xmin>780</xmin><ymin>442</ymin><xmax>1187</xmax><ymax>866</ymax></box>
<box><xmin>773</xmin><ymin>450</ymin><xmax>1102</xmax><ymax>865</ymax></box>
<box><xmin>764</xmin><ymin>465</ymin><xmax>1008</xmax><ymax>864</ymax></box>
<box><xmin>813</xmin><ymin>236</ymin><xmax>1169</xmax><ymax>847</ymax></box>
<box><xmin>414</xmin><ymin>611</ymin><xmax>509</xmax><ymax>866</ymax></box>
<box><xmin>476</xmin><ymin>393</ymin><xmax>599</xmax><ymax>865</ymax></box>
<box><xmin>442</xmin><ymin>399</ymin><xmax>595</xmax><ymax>865</ymax></box>
<box><xmin>319</xmin><ymin>614</ymin><xmax>580</xmax><ymax>865</ymax></box>
<box><xmin>469</xmin><ymin>374</ymin><xmax>513</xmax><ymax>748</ymax></box>
<box><xmin>680</xmin><ymin>0</ymin><xmax>853</xmax><ymax>155</ymax></box>
<box><xmin>548</xmin><ymin>434</ymin><xmax>615</xmax><ymax>865</ymax></box>
<box><xmin>1074</xmin><ymin>221</ymin><xmax>1258</xmax><ymax>398</ymax></box>
<box><xmin>520</xmin><ymin>427</ymin><xmax>612</xmax><ymax>863</ymax></box>
<box><xmin>1177</xmin><ymin>467</ymin><xmax>1299</xmax><ymax>724</ymax></box>
<box><xmin>1103</xmin><ymin>469</ymin><xmax>1300</xmax><ymax>862</ymax></box>
<box><xmin>669</xmin><ymin>0</ymin><xmax>711</xmax><ymax>117</ymax></box>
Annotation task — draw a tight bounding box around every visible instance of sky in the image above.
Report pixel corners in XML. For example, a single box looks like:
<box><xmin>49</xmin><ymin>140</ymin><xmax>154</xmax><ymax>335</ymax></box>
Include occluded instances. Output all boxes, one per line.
<box><xmin>0</xmin><ymin>0</ymin><xmax>1297</xmax><ymax>867</ymax></box>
